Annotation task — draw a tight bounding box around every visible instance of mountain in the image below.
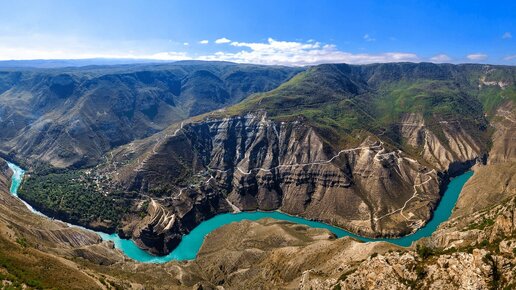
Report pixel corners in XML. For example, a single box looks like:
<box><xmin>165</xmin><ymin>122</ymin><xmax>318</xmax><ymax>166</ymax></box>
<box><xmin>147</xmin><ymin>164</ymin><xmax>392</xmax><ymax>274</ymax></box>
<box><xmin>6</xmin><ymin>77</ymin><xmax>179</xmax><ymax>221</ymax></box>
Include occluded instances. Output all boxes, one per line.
<box><xmin>4</xmin><ymin>154</ymin><xmax>516</xmax><ymax>289</ymax></box>
<box><xmin>18</xmin><ymin>62</ymin><xmax>515</xmax><ymax>256</ymax></box>
<box><xmin>3</xmin><ymin>62</ymin><xmax>516</xmax><ymax>288</ymax></box>
<box><xmin>0</xmin><ymin>61</ymin><xmax>301</xmax><ymax>167</ymax></box>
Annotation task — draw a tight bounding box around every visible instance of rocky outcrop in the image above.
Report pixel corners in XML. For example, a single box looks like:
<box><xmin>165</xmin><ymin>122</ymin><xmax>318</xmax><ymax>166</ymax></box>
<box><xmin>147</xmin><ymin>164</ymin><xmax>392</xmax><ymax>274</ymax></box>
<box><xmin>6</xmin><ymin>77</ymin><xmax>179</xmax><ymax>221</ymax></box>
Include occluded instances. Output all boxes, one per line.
<box><xmin>334</xmin><ymin>250</ymin><xmax>495</xmax><ymax>290</ymax></box>
<box><xmin>489</xmin><ymin>102</ymin><xmax>516</xmax><ymax>164</ymax></box>
<box><xmin>125</xmin><ymin>200</ymin><xmax>181</xmax><ymax>255</ymax></box>
<box><xmin>100</xmin><ymin>113</ymin><xmax>451</xmax><ymax>255</ymax></box>
<box><xmin>400</xmin><ymin>112</ymin><xmax>484</xmax><ymax>172</ymax></box>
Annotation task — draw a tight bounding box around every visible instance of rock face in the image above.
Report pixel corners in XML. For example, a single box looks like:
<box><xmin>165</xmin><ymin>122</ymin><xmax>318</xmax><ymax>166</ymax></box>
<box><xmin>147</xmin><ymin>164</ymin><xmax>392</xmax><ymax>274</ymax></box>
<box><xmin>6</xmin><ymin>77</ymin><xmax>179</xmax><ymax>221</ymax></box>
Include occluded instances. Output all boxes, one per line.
<box><xmin>400</xmin><ymin>113</ymin><xmax>483</xmax><ymax>173</ymax></box>
<box><xmin>489</xmin><ymin>102</ymin><xmax>516</xmax><ymax>164</ymax></box>
<box><xmin>449</xmin><ymin>102</ymin><xmax>516</xmax><ymax>218</ymax></box>
<box><xmin>334</xmin><ymin>250</ymin><xmax>494</xmax><ymax>290</ymax></box>
<box><xmin>102</xmin><ymin>110</ymin><xmax>486</xmax><ymax>255</ymax></box>
<box><xmin>185</xmin><ymin>114</ymin><xmax>442</xmax><ymax>237</ymax></box>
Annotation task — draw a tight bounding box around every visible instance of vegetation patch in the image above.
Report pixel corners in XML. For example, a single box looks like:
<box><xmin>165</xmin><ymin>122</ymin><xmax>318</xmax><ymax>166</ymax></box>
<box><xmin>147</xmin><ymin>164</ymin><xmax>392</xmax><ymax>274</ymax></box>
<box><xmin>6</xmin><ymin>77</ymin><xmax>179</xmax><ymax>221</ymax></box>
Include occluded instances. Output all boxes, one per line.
<box><xmin>18</xmin><ymin>170</ymin><xmax>125</xmax><ymax>231</ymax></box>
<box><xmin>466</xmin><ymin>218</ymin><xmax>495</xmax><ymax>231</ymax></box>
<box><xmin>416</xmin><ymin>244</ymin><xmax>435</xmax><ymax>259</ymax></box>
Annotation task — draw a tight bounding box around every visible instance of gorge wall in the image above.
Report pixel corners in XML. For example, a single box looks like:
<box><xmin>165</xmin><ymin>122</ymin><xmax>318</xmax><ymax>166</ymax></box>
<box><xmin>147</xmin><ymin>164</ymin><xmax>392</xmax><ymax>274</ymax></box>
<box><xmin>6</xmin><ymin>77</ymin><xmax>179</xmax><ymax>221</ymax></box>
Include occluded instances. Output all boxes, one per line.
<box><xmin>104</xmin><ymin>110</ymin><xmax>484</xmax><ymax>255</ymax></box>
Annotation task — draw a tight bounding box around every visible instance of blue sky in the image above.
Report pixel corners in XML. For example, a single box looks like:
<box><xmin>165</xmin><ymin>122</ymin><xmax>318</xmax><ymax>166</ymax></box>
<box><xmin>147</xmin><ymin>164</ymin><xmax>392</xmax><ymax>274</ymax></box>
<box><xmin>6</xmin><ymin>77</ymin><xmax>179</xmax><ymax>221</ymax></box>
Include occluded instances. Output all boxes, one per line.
<box><xmin>0</xmin><ymin>0</ymin><xmax>514</xmax><ymax>65</ymax></box>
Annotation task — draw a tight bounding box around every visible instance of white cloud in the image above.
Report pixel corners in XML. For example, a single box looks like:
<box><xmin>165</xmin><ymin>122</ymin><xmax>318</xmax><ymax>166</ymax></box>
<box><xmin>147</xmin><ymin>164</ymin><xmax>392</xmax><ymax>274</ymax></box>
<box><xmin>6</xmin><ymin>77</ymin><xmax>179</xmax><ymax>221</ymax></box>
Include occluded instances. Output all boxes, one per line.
<box><xmin>504</xmin><ymin>55</ymin><xmax>516</xmax><ymax>61</ymax></box>
<box><xmin>466</xmin><ymin>53</ymin><xmax>488</xmax><ymax>61</ymax></box>
<box><xmin>199</xmin><ymin>40</ymin><xmax>209</xmax><ymax>44</ymax></box>
<box><xmin>363</xmin><ymin>34</ymin><xmax>375</xmax><ymax>42</ymax></box>
<box><xmin>147</xmin><ymin>51</ymin><xmax>191</xmax><ymax>60</ymax></box>
<box><xmin>197</xmin><ymin>38</ymin><xmax>419</xmax><ymax>66</ymax></box>
<box><xmin>183</xmin><ymin>42</ymin><xmax>189</xmax><ymax>46</ymax></box>
<box><xmin>430</xmin><ymin>54</ymin><xmax>451</xmax><ymax>63</ymax></box>
<box><xmin>502</xmin><ymin>32</ymin><xmax>512</xmax><ymax>39</ymax></box>
<box><xmin>0</xmin><ymin>35</ymin><xmax>421</xmax><ymax>66</ymax></box>
<box><xmin>215</xmin><ymin>37</ymin><xmax>231</xmax><ymax>44</ymax></box>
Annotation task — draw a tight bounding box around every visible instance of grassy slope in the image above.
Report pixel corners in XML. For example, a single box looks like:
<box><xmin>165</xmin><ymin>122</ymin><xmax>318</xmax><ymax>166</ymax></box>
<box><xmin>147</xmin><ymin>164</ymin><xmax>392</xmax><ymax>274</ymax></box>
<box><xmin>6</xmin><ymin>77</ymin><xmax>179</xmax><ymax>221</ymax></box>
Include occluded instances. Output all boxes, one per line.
<box><xmin>226</xmin><ymin>63</ymin><xmax>515</xmax><ymax>153</ymax></box>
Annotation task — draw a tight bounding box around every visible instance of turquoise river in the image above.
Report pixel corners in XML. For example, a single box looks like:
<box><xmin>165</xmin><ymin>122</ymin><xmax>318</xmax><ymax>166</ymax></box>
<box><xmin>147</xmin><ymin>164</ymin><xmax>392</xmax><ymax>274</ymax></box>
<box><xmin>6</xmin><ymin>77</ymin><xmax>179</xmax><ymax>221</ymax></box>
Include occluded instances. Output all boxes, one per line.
<box><xmin>6</xmin><ymin>161</ymin><xmax>473</xmax><ymax>264</ymax></box>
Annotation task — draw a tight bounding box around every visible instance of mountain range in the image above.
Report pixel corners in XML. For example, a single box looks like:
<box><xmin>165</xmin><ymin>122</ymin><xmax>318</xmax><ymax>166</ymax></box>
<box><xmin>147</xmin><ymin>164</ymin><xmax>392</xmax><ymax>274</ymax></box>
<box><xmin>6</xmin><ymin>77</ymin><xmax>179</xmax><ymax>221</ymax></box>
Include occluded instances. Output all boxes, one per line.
<box><xmin>0</xmin><ymin>61</ymin><xmax>300</xmax><ymax>167</ymax></box>
<box><xmin>0</xmin><ymin>60</ymin><xmax>515</xmax><ymax>289</ymax></box>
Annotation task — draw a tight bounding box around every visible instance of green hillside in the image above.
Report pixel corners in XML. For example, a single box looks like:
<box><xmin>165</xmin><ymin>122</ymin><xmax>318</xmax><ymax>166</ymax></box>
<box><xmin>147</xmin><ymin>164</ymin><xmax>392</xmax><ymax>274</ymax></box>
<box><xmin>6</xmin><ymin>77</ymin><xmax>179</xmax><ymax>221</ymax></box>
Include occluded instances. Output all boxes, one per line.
<box><xmin>226</xmin><ymin>63</ymin><xmax>515</xmax><ymax>148</ymax></box>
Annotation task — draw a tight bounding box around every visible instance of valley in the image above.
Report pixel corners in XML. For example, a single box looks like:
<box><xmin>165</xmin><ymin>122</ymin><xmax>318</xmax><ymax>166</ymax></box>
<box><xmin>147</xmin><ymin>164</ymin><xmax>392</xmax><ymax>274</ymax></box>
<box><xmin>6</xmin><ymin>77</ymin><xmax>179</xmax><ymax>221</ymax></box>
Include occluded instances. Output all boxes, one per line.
<box><xmin>7</xmin><ymin>161</ymin><xmax>473</xmax><ymax>263</ymax></box>
<box><xmin>0</xmin><ymin>61</ymin><xmax>515</xmax><ymax>289</ymax></box>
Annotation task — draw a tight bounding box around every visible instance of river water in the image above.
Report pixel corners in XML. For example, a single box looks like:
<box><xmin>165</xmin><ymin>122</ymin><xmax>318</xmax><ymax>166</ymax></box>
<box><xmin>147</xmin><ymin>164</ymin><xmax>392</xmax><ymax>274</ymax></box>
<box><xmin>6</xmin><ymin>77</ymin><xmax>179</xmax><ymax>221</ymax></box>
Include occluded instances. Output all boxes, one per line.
<box><xmin>6</xmin><ymin>161</ymin><xmax>473</xmax><ymax>263</ymax></box>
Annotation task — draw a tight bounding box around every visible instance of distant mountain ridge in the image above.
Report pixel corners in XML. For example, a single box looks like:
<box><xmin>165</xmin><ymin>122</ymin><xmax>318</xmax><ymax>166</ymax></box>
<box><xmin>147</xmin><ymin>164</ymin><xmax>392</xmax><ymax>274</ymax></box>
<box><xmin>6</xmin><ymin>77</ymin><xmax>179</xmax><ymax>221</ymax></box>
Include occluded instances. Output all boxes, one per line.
<box><xmin>0</xmin><ymin>58</ymin><xmax>181</xmax><ymax>69</ymax></box>
<box><xmin>0</xmin><ymin>61</ymin><xmax>301</xmax><ymax>167</ymax></box>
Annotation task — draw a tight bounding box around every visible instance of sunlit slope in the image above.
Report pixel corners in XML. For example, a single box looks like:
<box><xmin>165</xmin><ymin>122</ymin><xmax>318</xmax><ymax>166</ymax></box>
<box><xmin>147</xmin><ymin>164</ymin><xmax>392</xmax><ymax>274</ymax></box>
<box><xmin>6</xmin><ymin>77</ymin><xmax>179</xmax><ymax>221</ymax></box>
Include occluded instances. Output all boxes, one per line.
<box><xmin>227</xmin><ymin>62</ymin><xmax>514</xmax><ymax>150</ymax></box>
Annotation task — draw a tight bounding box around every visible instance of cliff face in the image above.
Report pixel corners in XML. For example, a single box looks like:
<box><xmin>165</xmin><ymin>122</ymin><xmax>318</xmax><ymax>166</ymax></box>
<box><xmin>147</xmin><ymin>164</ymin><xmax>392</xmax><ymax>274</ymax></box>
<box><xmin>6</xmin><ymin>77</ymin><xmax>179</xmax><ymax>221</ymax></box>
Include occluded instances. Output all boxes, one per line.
<box><xmin>489</xmin><ymin>102</ymin><xmax>516</xmax><ymax>164</ymax></box>
<box><xmin>400</xmin><ymin>112</ymin><xmax>483</xmax><ymax>173</ymax></box>
<box><xmin>102</xmin><ymin>109</ymin><xmax>484</xmax><ymax>255</ymax></box>
<box><xmin>185</xmin><ymin>114</ymin><xmax>441</xmax><ymax>237</ymax></box>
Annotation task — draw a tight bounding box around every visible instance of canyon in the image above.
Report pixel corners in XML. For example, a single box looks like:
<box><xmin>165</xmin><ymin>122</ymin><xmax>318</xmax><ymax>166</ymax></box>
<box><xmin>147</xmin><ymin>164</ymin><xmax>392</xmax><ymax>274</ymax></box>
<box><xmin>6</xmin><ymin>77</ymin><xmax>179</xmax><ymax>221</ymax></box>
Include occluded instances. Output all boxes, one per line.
<box><xmin>0</xmin><ymin>61</ymin><xmax>515</xmax><ymax>289</ymax></box>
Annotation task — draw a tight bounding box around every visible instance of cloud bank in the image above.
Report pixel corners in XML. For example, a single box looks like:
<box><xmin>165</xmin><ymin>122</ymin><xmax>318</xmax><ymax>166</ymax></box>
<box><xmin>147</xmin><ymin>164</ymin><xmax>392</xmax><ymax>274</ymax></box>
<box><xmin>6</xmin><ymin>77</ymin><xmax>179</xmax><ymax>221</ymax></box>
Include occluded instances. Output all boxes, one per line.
<box><xmin>199</xmin><ymin>38</ymin><xmax>419</xmax><ymax>65</ymax></box>
<box><xmin>0</xmin><ymin>36</ymin><xmax>505</xmax><ymax>66</ymax></box>
<box><xmin>430</xmin><ymin>54</ymin><xmax>451</xmax><ymax>63</ymax></box>
<box><xmin>466</xmin><ymin>53</ymin><xmax>488</xmax><ymax>61</ymax></box>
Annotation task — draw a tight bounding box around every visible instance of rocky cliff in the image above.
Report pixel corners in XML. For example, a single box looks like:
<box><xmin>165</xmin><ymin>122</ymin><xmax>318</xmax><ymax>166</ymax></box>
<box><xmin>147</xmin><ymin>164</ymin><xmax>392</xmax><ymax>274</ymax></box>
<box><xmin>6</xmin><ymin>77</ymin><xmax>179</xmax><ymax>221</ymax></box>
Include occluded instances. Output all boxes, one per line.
<box><xmin>399</xmin><ymin>112</ymin><xmax>483</xmax><ymax>173</ymax></box>
<box><xmin>98</xmin><ymin>106</ymin><xmax>486</xmax><ymax>255</ymax></box>
<box><xmin>11</xmin><ymin>62</ymin><xmax>512</xmax><ymax>259</ymax></box>
<box><xmin>1</xmin><ymin>62</ymin><xmax>515</xmax><ymax>289</ymax></box>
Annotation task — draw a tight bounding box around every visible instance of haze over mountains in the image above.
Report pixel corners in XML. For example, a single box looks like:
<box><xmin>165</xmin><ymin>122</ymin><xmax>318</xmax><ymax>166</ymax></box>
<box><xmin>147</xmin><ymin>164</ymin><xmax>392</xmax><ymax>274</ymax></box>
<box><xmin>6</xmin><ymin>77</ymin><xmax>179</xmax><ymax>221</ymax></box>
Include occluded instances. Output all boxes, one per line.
<box><xmin>0</xmin><ymin>58</ymin><xmax>176</xmax><ymax>68</ymax></box>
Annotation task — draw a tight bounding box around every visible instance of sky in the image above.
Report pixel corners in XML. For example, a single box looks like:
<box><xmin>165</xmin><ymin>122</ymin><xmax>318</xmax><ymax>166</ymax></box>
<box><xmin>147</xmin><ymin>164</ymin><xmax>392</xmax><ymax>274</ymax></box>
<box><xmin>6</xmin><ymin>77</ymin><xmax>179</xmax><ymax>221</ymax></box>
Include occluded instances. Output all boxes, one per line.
<box><xmin>0</xmin><ymin>0</ymin><xmax>514</xmax><ymax>66</ymax></box>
